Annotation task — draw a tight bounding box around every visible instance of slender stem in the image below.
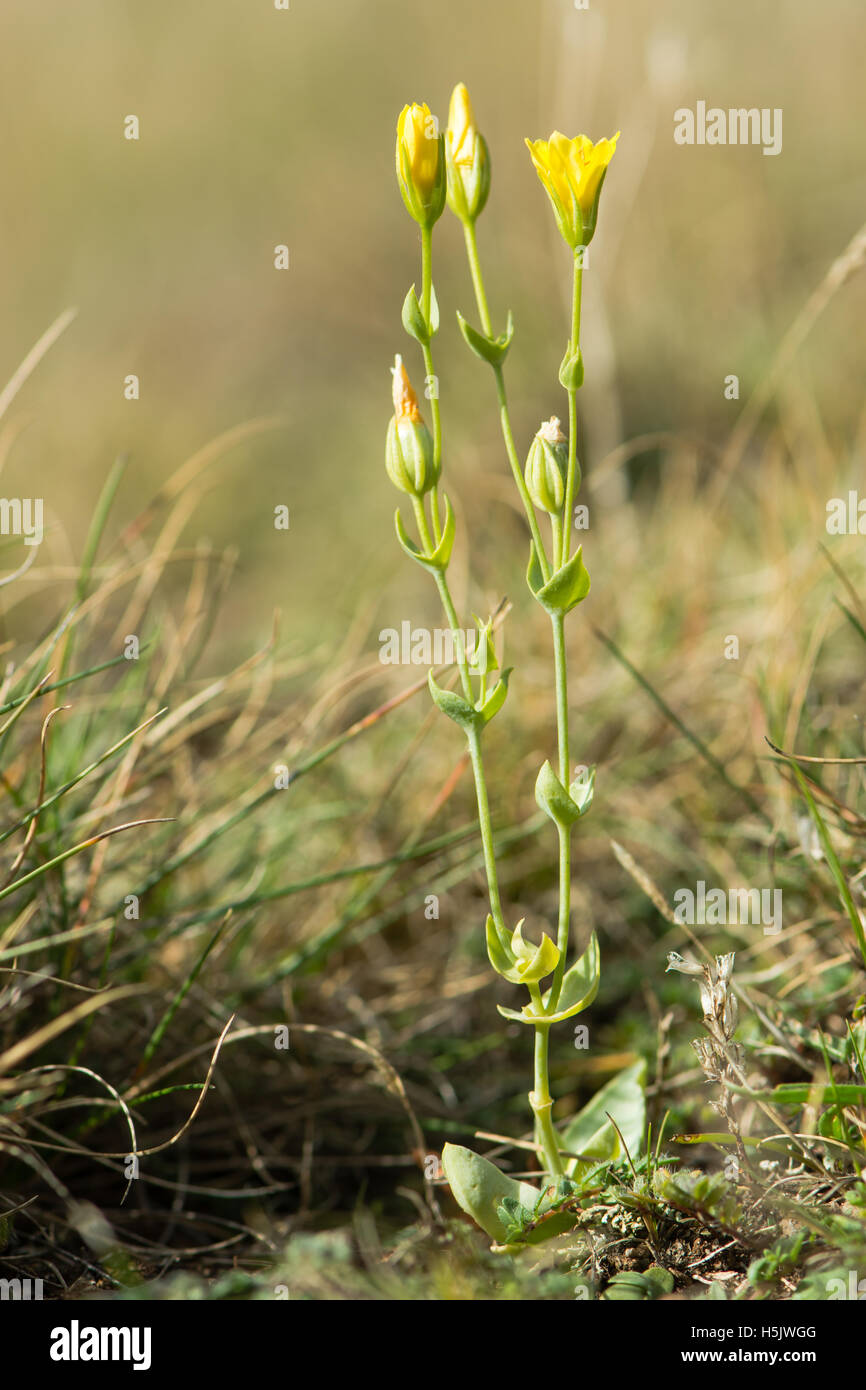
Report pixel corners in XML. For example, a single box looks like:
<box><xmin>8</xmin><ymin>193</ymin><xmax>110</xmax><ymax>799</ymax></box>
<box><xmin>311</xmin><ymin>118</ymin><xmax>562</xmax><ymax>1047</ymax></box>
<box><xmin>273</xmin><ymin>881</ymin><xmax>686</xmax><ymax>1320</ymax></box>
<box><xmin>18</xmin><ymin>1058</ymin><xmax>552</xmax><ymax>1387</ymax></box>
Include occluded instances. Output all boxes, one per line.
<box><xmin>466</xmin><ymin>723</ymin><xmax>504</xmax><ymax>930</ymax></box>
<box><xmin>493</xmin><ymin>365</ymin><xmax>550</xmax><ymax>583</ymax></box>
<box><xmin>411</xmin><ymin>497</ymin><xmax>471</xmax><ymax>700</ymax></box>
<box><xmin>552</xmin><ymin>613</ymin><xmax>570</xmax><ymax>783</ymax></box>
<box><xmin>532</xmin><ymin>1019</ymin><xmax>564</xmax><ymax>1177</ymax></box>
<box><xmin>561</xmin><ymin>255</ymin><xmax>583</xmax><ymax>567</ymax></box>
<box><xmin>463</xmin><ymin>221</ymin><xmax>493</xmax><ymax>337</ymax></box>
<box><xmin>547</xmin><ymin>614</ymin><xmax>572</xmax><ymax>1010</ymax></box>
<box><xmin>460</xmin><ymin>219</ymin><xmax>551</xmax><ymax>582</ymax></box>
<box><xmin>411</xmin><ymin>489</ymin><xmax>505</xmax><ymax>928</ymax></box>
<box><xmin>420</xmin><ymin>224</ymin><xmax>443</xmax><ymax>546</ymax></box>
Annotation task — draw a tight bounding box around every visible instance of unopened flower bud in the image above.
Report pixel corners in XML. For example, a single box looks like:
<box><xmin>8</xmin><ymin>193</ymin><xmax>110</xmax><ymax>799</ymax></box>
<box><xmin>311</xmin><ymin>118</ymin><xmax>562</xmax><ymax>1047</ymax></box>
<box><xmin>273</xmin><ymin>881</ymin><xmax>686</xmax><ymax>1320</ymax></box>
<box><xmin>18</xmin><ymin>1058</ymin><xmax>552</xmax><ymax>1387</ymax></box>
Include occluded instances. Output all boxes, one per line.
<box><xmin>396</xmin><ymin>103</ymin><xmax>446</xmax><ymax>228</ymax></box>
<box><xmin>524</xmin><ymin>417</ymin><xmax>568</xmax><ymax>515</ymax></box>
<box><xmin>445</xmin><ymin>83</ymin><xmax>491</xmax><ymax>224</ymax></box>
<box><xmin>385</xmin><ymin>355</ymin><xmax>438</xmax><ymax>496</ymax></box>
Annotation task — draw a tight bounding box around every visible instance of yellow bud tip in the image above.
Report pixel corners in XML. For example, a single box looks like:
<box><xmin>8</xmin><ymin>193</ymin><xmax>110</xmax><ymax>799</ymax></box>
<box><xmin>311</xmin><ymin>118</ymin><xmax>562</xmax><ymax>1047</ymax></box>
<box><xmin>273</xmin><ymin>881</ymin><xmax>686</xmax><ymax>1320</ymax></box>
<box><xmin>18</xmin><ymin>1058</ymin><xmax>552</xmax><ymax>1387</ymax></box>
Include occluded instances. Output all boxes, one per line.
<box><xmin>447</xmin><ymin>82</ymin><xmax>477</xmax><ymax>165</ymax></box>
<box><xmin>391</xmin><ymin>354</ymin><xmax>423</xmax><ymax>423</ymax></box>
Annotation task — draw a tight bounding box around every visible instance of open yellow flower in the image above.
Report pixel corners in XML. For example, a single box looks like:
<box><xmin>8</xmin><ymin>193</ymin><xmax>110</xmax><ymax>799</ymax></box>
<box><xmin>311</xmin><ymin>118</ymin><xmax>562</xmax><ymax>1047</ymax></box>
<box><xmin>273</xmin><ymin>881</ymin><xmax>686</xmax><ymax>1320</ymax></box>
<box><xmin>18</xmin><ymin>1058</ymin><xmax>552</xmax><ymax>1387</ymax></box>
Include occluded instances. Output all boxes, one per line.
<box><xmin>525</xmin><ymin>131</ymin><xmax>619</xmax><ymax>248</ymax></box>
<box><xmin>396</xmin><ymin>102</ymin><xmax>446</xmax><ymax>228</ymax></box>
<box><xmin>445</xmin><ymin>82</ymin><xmax>490</xmax><ymax>224</ymax></box>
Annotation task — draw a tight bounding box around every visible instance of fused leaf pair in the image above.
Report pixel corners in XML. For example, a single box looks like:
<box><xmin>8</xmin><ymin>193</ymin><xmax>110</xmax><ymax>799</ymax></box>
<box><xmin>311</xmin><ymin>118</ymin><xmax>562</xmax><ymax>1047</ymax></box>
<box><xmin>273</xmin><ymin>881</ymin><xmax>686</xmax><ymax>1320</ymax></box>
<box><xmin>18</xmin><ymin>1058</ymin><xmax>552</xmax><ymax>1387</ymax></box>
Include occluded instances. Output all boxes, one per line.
<box><xmin>456</xmin><ymin>309</ymin><xmax>514</xmax><ymax>368</ymax></box>
<box><xmin>428</xmin><ymin>666</ymin><xmax>511</xmax><ymax>732</ymax></box>
<box><xmin>486</xmin><ymin>914</ymin><xmax>560</xmax><ymax>985</ymax></box>
<box><xmin>535</xmin><ymin>760</ymin><xmax>595</xmax><ymax>829</ymax></box>
<box><xmin>402</xmin><ymin>283</ymin><xmax>440</xmax><ymax>346</ymax></box>
<box><xmin>527</xmin><ymin>543</ymin><xmax>590</xmax><ymax>616</ymax></box>
<box><xmin>394</xmin><ymin>494</ymin><xmax>455</xmax><ymax>571</ymax></box>
<box><xmin>496</xmin><ymin>931</ymin><xmax>600</xmax><ymax>1026</ymax></box>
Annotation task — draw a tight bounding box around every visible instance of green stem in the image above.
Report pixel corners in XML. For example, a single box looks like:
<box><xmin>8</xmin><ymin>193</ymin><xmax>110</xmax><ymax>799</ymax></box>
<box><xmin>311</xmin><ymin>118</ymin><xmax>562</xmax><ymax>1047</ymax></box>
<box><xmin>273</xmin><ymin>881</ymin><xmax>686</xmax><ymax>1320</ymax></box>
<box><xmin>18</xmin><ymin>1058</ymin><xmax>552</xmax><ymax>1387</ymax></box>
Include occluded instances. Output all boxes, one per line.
<box><xmin>463</xmin><ymin>221</ymin><xmax>493</xmax><ymax>337</ymax></box>
<box><xmin>547</xmin><ymin>614</ymin><xmax>572</xmax><ymax>1010</ymax></box>
<box><xmin>561</xmin><ymin>255</ymin><xmax>583</xmax><ymax>568</ymax></box>
<box><xmin>494</xmin><ymin>365</ymin><xmax>550</xmax><ymax>583</ymax></box>
<box><xmin>460</xmin><ymin>219</ymin><xmax>550</xmax><ymax>582</ymax></box>
<box><xmin>420</xmin><ymin>225</ymin><xmax>442</xmax><ymax>546</ymax></box>
<box><xmin>531</xmin><ymin>1017</ymin><xmax>564</xmax><ymax>1177</ymax></box>
<box><xmin>412</xmin><ymin>493</ymin><xmax>505</xmax><ymax>930</ymax></box>
<box><xmin>466</xmin><ymin>723</ymin><xmax>504</xmax><ymax>931</ymax></box>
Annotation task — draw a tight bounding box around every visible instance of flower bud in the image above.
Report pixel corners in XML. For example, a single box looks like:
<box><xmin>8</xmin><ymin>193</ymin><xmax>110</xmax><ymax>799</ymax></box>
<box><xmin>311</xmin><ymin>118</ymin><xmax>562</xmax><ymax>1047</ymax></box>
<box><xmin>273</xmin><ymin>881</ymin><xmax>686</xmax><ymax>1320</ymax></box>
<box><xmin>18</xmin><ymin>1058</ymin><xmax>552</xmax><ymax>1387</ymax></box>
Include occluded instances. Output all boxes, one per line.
<box><xmin>385</xmin><ymin>355</ymin><xmax>438</xmax><ymax>496</ymax></box>
<box><xmin>445</xmin><ymin>83</ymin><xmax>491</xmax><ymax>224</ymax></box>
<box><xmin>396</xmin><ymin>103</ymin><xmax>447</xmax><ymax>228</ymax></box>
<box><xmin>524</xmin><ymin>417</ymin><xmax>569</xmax><ymax>515</ymax></box>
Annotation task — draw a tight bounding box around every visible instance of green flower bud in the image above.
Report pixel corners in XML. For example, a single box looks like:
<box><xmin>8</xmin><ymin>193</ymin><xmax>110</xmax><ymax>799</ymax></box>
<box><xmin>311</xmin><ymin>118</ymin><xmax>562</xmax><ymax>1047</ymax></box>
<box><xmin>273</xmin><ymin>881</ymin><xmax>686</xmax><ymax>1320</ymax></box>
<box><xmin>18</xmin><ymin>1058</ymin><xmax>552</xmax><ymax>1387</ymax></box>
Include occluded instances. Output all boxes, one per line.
<box><xmin>524</xmin><ymin>417</ymin><xmax>568</xmax><ymax>515</ymax></box>
<box><xmin>385</xmin><ymin>356</ymin><xmax>439</xmax><ymax>496</ymax></box>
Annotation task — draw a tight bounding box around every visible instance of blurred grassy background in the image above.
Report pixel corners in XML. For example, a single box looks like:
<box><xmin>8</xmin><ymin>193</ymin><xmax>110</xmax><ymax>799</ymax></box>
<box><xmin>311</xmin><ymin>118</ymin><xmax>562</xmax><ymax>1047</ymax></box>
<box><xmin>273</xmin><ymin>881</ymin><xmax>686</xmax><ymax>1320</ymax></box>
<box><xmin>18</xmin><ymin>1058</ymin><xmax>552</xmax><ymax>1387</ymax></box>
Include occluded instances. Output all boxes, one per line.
<box><xmin>2</xmin><ymin>0</ymin><xmax>865</xmax><ymax>659</ymax></box>
<box><xmin>1</xmin><ymin>3</ymin><xmax>865</xmax><ymax>1292</ymax></box>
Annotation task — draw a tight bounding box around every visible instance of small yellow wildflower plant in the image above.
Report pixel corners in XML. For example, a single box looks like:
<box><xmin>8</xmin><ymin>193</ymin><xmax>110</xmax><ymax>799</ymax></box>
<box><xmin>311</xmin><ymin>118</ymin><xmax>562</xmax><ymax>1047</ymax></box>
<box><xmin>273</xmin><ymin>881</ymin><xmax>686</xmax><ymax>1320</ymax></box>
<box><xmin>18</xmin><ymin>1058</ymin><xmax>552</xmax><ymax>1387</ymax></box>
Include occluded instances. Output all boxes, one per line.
<box><xmin>384</xmin><ymin>88</ymin><xmax>643</xmax><ymax>1250</ymax></box>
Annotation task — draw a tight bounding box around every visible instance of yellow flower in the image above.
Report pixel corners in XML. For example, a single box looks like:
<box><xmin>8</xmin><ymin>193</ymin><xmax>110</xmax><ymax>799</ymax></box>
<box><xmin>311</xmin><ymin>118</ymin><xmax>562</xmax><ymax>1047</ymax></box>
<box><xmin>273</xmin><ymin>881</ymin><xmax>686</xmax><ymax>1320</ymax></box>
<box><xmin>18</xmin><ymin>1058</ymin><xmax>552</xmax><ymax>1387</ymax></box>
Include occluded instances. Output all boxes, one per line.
<box><xmin>445</xmin><ymin>82</ymin><xmax>490</xmax><ymax>224</ymax></box>
<box><xmin>396</xmin><ymin>103</ymin><xmax>446</xmax><ymax>227</ymax></box>
<box><xmin>525</xmin><ymin>130</ymin><xmax>619</xmax><ymax>248</ymax></box>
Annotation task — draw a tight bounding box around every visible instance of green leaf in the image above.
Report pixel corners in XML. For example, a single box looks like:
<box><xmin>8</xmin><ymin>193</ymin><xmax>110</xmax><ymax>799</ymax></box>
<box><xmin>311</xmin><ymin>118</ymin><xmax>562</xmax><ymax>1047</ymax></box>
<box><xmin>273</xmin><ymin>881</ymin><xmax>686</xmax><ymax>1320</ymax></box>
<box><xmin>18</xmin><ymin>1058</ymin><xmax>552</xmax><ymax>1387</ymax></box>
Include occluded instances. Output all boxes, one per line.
<box><xmin>495</xmin><ymin>933</ymin><xmax>599</xmax><ymax>1024</ymax></box>
<box><xmin>559</xmin><ymin>1059</ymin><xmax>647</xmax><ymax>1177</ymax></box>
<box><xmin>402</xmin><ymin>282</ymin><xmax>439</xmax><ymax>344</ymax></box>
<box><xmin>394</xmin><ymin>494</ymin><xmax>455</xmax><ymax>571</ymax></box>
<box><xmin>539</xmin><ymin>932</ymin><xmax>600</xmax><ymax>1023</ymax></box>
<box><xmin>486</xmin><ymin>915</ymin><xmax>560</xmax><ymax>985</ymax></box>
<box><xmin>535</xmin><ymin>759</ymin><xmax>583</xmax><ymax>828</ymax></box>
<box><xmin>441</xmin><ymin>1143</ymin><xmax>542</xmax><ymax>1244</ymax></box>
<box><xmin>732</xmin><ymin>1082</ymin><xmax>866</xmax><ymax>1107</ymax></box>
<box><xmin>527</xmin><ymin>544</ymin><xmax>590</xmax><ymax>616</ymax></box>
<box><xmin>485</xmin><ymin>913</ymin><xmax>517</xmax><ymax>979</ymax></box>
<box><xmin>602</xmin><ymin>1266</ymin><xmax>674</xmax><ymax>1301</ymax></box>
<box><xmin>456</xmin><ymin>309</ymin><xmax>514</xmax><ymax>367</ymax></box>
<box><xmin>477</xmin><ymin>668</ymin><xmax>512</xmax><ymax>724</ymax></box>
<box><xmin>569</xmin><ymin>765</ymin><xmax>596</xmax><ymax>816</ymax></box>
<box><xmin>427</xmin><ymin>669</ymin><xmax>480</xmax><ymax>731</ymax></box>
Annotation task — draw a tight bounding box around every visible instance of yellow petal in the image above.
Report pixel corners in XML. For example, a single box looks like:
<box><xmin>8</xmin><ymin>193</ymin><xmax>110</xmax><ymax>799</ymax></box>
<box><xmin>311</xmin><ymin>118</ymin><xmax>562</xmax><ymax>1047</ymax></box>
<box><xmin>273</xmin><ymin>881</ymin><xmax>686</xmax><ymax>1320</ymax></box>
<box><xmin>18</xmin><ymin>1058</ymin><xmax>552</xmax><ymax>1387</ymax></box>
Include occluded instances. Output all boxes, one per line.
<box><xmin>447</xmin><ymin>82</ymin><xmax>477</xmax><ymax>165</ymax></box>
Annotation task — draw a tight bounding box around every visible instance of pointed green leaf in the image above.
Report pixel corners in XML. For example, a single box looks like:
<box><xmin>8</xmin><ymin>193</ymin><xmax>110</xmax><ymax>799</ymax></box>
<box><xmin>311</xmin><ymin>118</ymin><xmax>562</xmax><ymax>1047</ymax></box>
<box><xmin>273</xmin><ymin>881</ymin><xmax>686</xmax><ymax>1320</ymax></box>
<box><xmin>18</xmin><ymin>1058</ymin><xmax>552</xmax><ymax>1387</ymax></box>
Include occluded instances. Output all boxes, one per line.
<box><xmin>535</xmin><ymin>759</ymin><xmax>583</xmax><ymax>828</ymax></box>
<box><xmin>394</xmin><ymin>494</ymin><xmax>455</xmax><ymax>572</ymax></box>
<box><xmin>427</xmin><ymin>669</ymin><xmax>480</xmax><ymax>731</ymax></box>
<box><xmin>527</xmin><ymin>545</ymin><xmax>591</xmax><ymax>617</ymax></box>
<box><xmin>569</xmin><ymin>765</ymin><xmax>596</xmax><ymax>816</ymax></box>
<box><xmin>487</xmin><ymin>915</ymin><xmax>560</xmax><ymax>985</ymax></box>
<box><xmin>402</xmin><ymin>282</ymin><xmax>439</xmax><ymax>344</ymax></box>
<box><xmin>456</xmin><ymin>309</ymin><xmax>514</xmax><ymax>367</ymax></box>
<box><xmin>477</xmin><ymin>668</ymin><xmax>512</xmax><ymax>725</ymax></box>
<box><xmin>538</xmin><ymin>932</ymin><xmax>600</xmax><ymax>1023</ymax></box>
<box><xmin>486</xmin><ymin>913</ymin><xmax>518</xmax><ymax>979</ymax></box>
